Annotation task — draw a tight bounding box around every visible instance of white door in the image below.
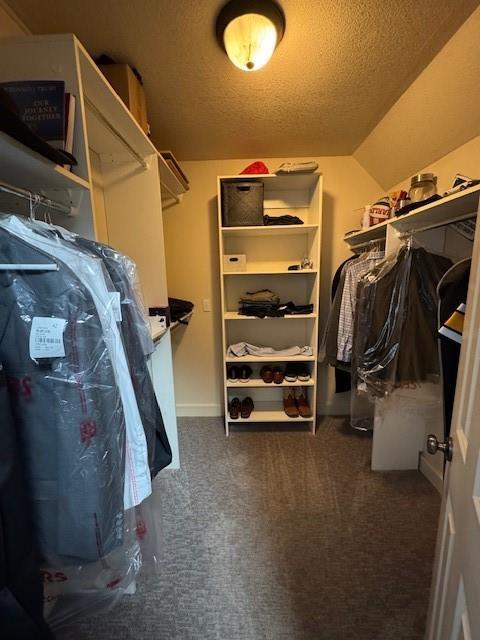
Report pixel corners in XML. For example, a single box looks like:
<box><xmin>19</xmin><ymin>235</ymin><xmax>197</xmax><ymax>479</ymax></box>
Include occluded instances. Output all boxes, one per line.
<box><xmin>425</xmin><ymin>219</ymin><xmax>480</xmax><ymax>639</ymax></box>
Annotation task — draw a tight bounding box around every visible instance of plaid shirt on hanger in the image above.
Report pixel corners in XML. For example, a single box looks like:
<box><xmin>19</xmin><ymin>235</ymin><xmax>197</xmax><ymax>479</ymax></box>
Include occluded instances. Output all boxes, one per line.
<box><xmin>337</xmin><ymin>250</ymin><xmax>385</xmax><ymax>363</ymax></box>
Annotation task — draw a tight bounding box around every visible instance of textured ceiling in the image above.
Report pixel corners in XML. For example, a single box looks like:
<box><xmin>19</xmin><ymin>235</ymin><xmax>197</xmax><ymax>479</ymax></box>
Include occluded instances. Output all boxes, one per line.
<box><xmin>6</xmin><ymin>0</ymin><xmax>480</xmax><ymax>160</ymax></box>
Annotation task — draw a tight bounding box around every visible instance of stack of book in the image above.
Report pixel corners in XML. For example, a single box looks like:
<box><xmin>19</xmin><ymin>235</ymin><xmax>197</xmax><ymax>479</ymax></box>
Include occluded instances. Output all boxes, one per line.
<box><xmin>0</xmin><ymin>80</ymin><xmax>75</xmax><ymax>164</ymax></box>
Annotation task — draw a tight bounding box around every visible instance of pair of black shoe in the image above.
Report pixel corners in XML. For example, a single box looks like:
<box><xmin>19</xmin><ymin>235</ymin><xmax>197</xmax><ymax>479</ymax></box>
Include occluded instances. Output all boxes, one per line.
<box><xmin>227</xmin><ymin>365</ymin><xmax>252</xmax><ymax>383</ymax></box>
<box><xmin>229</xmin><ymin>397</ymin><xmax>254</xmax><ymax>419</ymax></box>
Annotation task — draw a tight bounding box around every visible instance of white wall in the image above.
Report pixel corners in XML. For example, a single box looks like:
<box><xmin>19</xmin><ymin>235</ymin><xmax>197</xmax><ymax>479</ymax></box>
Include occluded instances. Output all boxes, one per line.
<box><xmin>0</xmin><ymin>0</ymin><xmax>27</xmax><ymax>37</ymax></box>
<box><xmin>163</xmin><ymin>157</ymin><xmax>382</xmax><ymax>417</ymax></box>
<box><xmin>389</xmin><ymin>135</ymin><xmax>480</xmax><ymax>194</ymax></box>
<box><xmin>355</xmin><ymin>6</ymin><xmax>480</xmax><ymax>191</ymax></box>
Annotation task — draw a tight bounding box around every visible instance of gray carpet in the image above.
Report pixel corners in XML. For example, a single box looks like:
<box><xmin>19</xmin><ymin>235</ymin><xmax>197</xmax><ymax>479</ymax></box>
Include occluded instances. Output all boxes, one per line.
<box><xmin>65</xmin><ymin>417</ymin><xmax>440</xmax><ymax>640</ymax></box>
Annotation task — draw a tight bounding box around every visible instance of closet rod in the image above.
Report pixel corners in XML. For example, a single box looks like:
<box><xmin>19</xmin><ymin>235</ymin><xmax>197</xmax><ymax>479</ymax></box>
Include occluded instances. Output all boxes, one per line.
<box><xmin>0</xmin><ymin>263</ymin><xmax>59</xmax><ymax>271</ymax></box>
<box><xmin>394</xmin><ymin>211</ymin><xmax>478</xmax><ymax>237</ymax></box>
<box><xmin>84</xmin><ymin>97</ymin><xmax>149</xmax><ymax>169</ymax></box>
<box><xmin>0</xmin><ymin>180</ymin><xmax>71</xmax><ymax>216</ymax></box>
<box><xmin>351</xmin><ymin>237</ymin><xmax>386</xmax><ymax>252</ymax></box>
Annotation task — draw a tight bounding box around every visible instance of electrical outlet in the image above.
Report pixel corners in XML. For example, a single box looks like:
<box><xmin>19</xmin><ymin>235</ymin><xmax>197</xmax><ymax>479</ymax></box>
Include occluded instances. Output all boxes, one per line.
<box><xmin>202</xmin><ymin>299</ymin><xmax>211</xmax><ymax>312</ymax></box>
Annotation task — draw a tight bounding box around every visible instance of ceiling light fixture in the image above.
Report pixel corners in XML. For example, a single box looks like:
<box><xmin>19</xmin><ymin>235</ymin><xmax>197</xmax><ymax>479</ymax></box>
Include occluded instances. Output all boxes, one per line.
<box><xmin>216</xmin><ymin>0</ymin><xmax>285</xmax><ymax>72</ymax></box>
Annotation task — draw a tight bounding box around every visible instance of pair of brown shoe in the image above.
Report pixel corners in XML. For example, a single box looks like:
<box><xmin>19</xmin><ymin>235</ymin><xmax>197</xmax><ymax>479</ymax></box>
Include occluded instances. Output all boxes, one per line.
<box><xmin>260</xmin><ymin>366</ymin><xmax>284</xmax><ymax>384</ymax></box>
<box><xmin>283</xmin><ymin>387</ymin><xmax>312</xmax><ymax>418</ymax></box>
<box><xmin>229</xmin><ymin>397</ymin><xmax>254</xmax><ymax>419</ymax></box>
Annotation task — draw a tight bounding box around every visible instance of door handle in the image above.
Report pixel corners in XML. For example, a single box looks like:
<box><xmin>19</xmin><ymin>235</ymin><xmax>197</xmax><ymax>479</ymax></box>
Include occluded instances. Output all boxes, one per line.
<box><xmin>427</xmin><ymin>434</ymin><xmax>453</xmax><ymax>462</ymax></box>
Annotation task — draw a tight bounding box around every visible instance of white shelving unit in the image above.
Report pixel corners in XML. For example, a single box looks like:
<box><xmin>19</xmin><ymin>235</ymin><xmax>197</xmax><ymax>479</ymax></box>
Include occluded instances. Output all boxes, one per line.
<box><xmin>344</xmin><ymin>184</ymin><xmax>480</xmax><ymax>250</ymax></box>
<box><xmin>0</xmin><ymin>33</ymin><xmax>183</xmax><ymax>468</ymax></box>
<box><xmin>218</xmin><ymin>173</ymin><xmax>322</xmax><ymax>435</ymax></box>
<box><xmin>342</xmin><ymin>186</ymin><xmax>480</xmax><ymax>479</ymax></box>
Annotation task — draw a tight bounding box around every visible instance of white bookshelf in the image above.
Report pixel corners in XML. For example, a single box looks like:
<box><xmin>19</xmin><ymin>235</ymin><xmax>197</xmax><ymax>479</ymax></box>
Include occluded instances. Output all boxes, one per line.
<box><xmin>0</xmin><ymin>33</ymin><xmax>183</xmax><ymax>468</ymax></box>
<box><xmin>218</xmin><ymin>173</ymin><xmax>322</xmax><ymax>435</ymax></box>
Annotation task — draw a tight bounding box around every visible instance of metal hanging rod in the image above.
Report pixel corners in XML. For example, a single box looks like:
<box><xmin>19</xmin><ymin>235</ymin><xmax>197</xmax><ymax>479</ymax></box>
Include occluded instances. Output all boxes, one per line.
<box><xmin>350</xmin><ymin>237</ymin><xmax>386</xmax><ymax>252</ymax></box>
<box><xmin>84</xmin><ymin>96</ymin><xmax>149</xmax><ymax>169</ymax></box>
<box><xmin>0</xmin><ymin>263</ymin><xmax>59</xmax><ymax>271</ymax></box>
<box><xmin>0</xmin><ymin>180</ymin><xmax>71</xmax><ymax>216</ymax></box>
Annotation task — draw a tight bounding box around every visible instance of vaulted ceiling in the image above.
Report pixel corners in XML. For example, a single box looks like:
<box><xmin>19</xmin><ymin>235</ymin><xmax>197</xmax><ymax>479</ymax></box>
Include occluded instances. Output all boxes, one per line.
<box><xmin>6</xmin><ymin>0</ymin><xmax>480</xmax><ymax>160</ymax></box>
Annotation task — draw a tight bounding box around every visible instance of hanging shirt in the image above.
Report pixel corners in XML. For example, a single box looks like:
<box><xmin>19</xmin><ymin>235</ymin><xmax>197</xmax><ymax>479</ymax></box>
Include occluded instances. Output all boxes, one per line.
<box><xmin>336</xmin><ymin>250</ymin><xmax>385</xmax><ymax>363</ymax></box>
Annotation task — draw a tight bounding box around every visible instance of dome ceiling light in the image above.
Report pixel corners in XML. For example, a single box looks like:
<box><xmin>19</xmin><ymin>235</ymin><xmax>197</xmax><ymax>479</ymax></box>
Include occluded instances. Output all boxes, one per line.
<box><xmin>216</xmin><ymin>0</ymin><xmax>286</xmax><ymax>72</ymax></box>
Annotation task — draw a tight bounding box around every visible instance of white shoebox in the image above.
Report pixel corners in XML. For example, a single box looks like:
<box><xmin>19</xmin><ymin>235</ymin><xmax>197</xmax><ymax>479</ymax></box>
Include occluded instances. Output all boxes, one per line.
<box><xmin>223</xmin><ymin>254</ymin><xmax>246</xmax><ymax>272</ymax></box>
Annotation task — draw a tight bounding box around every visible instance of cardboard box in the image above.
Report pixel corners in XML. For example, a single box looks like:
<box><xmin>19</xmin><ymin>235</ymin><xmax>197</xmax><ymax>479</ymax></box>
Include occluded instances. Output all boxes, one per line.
<box><xmin>99</xmin><ymin>63</ymin><xmax>149</xmax><ymax>135</ymax></box>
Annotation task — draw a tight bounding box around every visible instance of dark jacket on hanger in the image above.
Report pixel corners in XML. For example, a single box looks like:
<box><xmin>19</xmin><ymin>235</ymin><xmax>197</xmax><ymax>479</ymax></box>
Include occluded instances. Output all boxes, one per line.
<box><xmin>438</xmin><ymin>259</ymin><xmax>471</xmax><ymax>439</ymax></box>
<box><xmin>0</xmin><ymin>361</ymin><xmax>54</xmax><ymax>640</ymax></box>
<box><xmin>0</xmin><ymin>229</ymin><xmax>125</xmax><ymax>566</ymax></box>
<box><xmin>329</xmin><ymin>257</ymin><xmax>356</xmax><ymax>392</ymax></box>
<box><xmin>74</xmin><ymin>236</ymin><xmax>172</xmax><ymax>476</ymax></box>
<box><xmin>324</xmin><ymin>257</ymin><xmax>355</xmax><ymax>369</ymax></box>
<box><xmin>354</xmin><ymin>247</ymin><xmax>451</xmax><ymax>396</ymax></box>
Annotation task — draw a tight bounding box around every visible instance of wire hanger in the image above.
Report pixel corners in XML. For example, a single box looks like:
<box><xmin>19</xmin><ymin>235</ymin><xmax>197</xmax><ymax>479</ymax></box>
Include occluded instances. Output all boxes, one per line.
<box><xmin>0</xmin><ymin>192</ymin><xmax>59</xmax><ymax>272</ymax></box>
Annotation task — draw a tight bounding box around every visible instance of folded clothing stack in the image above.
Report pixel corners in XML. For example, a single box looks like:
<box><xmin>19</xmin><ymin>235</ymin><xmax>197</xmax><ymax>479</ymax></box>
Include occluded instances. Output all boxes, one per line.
<box><xmin>238</xmin><ymin>289</ymin><xmax>281</xmax><ymax>318</ymax></box>
<box><xmin>238</xmin><ymin>289</ymin><xmax>314</xmax><ymax>318</ymax></box>
<box><xmin>263</xmin><ymin>214</ymin><xmax>304</xmax><ymax>226</ymax></box>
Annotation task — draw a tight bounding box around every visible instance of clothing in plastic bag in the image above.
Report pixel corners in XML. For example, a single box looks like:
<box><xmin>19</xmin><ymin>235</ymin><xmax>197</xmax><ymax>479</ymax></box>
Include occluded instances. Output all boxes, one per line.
<box><xmin>0</xmin><ymin>223</ymin><xmax>126</xmax><ymax>565</ymax></box>
<box><xmin>0</xmin><ymin>215</ymin><xmax>152</xmax><ymax>510</ymax></box>
<box><xmin>0</xmin><ymin>215</ymin><xmax>161</xmax><ymax>628</ymax></box>
<box><xmin>0</xmin><ymin>361</ymin><xmax>54</xmax><ymax>639</ymax></box>
<box><xmin>350</xmin><ymin>244</ymin><xmax>451</xmax><ymax>429</ymax></box>
<box><xmin>73</xmin><ymin>235</ymin><xmax>172</xmax><ymax>477</ymax></box>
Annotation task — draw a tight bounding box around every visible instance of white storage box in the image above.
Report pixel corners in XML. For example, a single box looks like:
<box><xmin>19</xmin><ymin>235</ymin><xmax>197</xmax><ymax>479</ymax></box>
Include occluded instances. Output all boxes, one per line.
<box><xmin>223</xmin><ymin>254</ymin><xmax>246</xmax><ymax>272</ymax></box>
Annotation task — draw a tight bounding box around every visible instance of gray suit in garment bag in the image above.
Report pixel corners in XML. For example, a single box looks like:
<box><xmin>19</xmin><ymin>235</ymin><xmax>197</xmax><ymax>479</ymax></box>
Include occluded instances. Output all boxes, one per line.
<box><xmin>0</xmin><ymin>228</ymin><xmax>125</xmax><ymax>566</ymax></box>
<box><xmin>74</xmin><ymin>237</ymin><xmax>172</xmax><ymax>476</ymax></box>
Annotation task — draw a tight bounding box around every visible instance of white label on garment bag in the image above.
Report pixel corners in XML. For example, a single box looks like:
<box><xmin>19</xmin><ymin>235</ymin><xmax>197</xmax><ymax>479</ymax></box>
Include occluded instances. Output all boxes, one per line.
<box><xmin>29</xmin><ymin>317</ymin><xmax>67</xmax><ymax>359</ymax></box>
<box><xmin>109</xmin><ymin>291</ymin><xmax>123</xmax><ymax>322</ymax></box>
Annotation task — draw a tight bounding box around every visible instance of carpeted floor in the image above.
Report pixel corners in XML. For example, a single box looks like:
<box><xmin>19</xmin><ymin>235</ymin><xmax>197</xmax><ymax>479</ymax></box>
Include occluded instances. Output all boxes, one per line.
<box><xmin>65</xmin><ymin>417</ymin><xmax>440</xmax><ymax>640</ymax></box>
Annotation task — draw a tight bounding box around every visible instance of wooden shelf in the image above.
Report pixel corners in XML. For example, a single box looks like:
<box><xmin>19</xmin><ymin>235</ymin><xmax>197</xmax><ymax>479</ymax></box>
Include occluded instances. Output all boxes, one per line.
<box><xmin>0</xmin><ymin>131</ymin><xmax>90</xmax><ymax>193</ymax></box>
<box><xmin>224</xmin><ymin>268</ymin><xmax>317</xmax><ymax>275</ymax></box>
<box><xmin>224</xmin><ymin>311</ymin><xmax>317</xmax><ymax>320</ymax></box>
<box><xmin>222</xmin><ymin>223</ymin><xmax>318</xmax><ymax>237</ymax></box>
<box><xmin>158</xmin><ymin>153</ymin><xmax>188</xmax><ymax>204</ymax></box>
<box><xmin>225</xmin><ymin>353</ymin><xmax>316</xmax><ymax>363</ymax></box>
<box><xmin>390</xmin><ymin>185</ymin><xmax>480</xmax><ymax>233</ymax></box>
<box><xmin>343</xmin><ymin>185</ymin><xmax>480</xmax><ymax>248</ymax></box>
<box><xmin>218</xmin><ymin>172</ymin><xmax>320</xmax><ymax>191</ymax></box>
<box><xmin>227</xmin><ymin>378</ymin><xmax>314</xmax><ymax>388</ymax></box>
<box><xmin>344</xmin><ymin>220</ymin><xmax>388</xmax><ymax>248</ymax></box>
<box><xmin>227</xmin><ymin>407</ymin><xmax>313</xmax><ymax>423</ymax></box>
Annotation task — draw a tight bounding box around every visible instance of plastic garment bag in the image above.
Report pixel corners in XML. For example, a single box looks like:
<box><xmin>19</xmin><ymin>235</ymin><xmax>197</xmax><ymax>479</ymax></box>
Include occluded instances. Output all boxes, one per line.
<box><xmin>350</xmin><ymin>243</ymin><xmax>452</xmax><ymax>430</ymax></box>
<box><xmin>72</xmin><ymin>235</ymin><xmax>172</xmax><ymax>477</ymax></box>
<box><xmin>0</xmin><ymin>215</ymin><xmax>161</xmax><ymax>629</ymax></box>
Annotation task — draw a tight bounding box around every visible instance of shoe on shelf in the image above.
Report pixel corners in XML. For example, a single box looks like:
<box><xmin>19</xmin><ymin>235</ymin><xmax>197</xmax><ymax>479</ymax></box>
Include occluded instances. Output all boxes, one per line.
<box><xmin>284</xmin><ymin>363</ymin><xmax>298</xmax><ymax>383</ymax></box>
<box><xmin>229</xmin><ymin>397</ymin><xmax>241</xmax><ymax>419</ymax></box>
<box><xmin>283</xmin><ymin>388</ymin><xmax>299</xmax><ymax>418</ymax></box>
<box><xmin>297</xmin><ymin>366</ymin><xmax>311</xmax><ymax>382</ymax></box>
<box><xmin>295</xmin><ymin>387</ymin><xmax>312</xmax><ymax>418</ymax></box>
<box><xmin>241</xmin><ymin>397</ymin><xmax>254</xmax><ymax>418</ymax></box>
<box><xmin>228</xmin><ymin>366</ymin><xmax>240</xmax><ymax>382</ymax></box>
<box><xmin>240</xmin><ymin>365</ymin><xmax>252</xmax><ymax>383</ymax></box>
<box><xmin>260</xmin><ymin>366</ymin><xmax>274</xmax><ymax>384</ymax></box>
<box><xmin>273</xmin><ymin>367</ymin><xmax>285</xmax><ymax>384</ymax></box>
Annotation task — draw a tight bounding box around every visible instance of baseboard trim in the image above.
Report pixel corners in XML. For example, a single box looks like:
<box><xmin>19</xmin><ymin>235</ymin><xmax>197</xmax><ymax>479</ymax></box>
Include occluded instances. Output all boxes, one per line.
<box><xmin>176</xmin><ymin>403</ymin><xmax>223</xmax><ymax>417</ymax></box>
<box><xmin>419</xmin><ymin>453</ymin><xmax>443</xmax><ymax>494</ymax></box>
